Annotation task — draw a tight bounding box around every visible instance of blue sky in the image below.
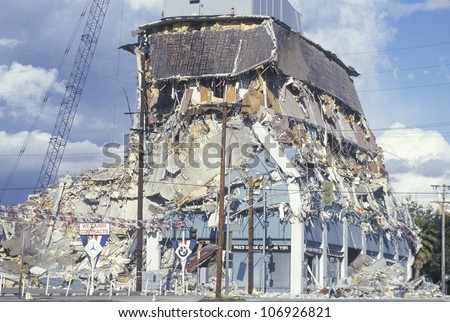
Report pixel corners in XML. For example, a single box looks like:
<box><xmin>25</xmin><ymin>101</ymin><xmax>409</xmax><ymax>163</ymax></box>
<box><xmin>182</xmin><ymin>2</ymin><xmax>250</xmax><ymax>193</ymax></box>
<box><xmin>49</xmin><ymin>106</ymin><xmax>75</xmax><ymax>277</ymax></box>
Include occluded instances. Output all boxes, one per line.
<box><xmin>0</xmin><ymin>0</ymin><xmax>449</xmax><ymax>205</ymax></box>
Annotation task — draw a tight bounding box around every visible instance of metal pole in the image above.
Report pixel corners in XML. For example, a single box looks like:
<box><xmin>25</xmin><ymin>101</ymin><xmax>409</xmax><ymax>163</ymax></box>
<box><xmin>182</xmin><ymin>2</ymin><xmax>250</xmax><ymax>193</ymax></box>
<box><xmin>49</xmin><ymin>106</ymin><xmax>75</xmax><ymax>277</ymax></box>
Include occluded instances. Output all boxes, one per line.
<box><xmin>225</xmin><ymin>150</ymin><xmax>232</xmax><ymax>296</ymax></box>
<box><xmin>215</xmin><ymin>104</ymin><xmax>227</xmax><ymax>299</ymax></box>
<box><xmin>45</xmin><ymin>274</ymin><xmax>50</xmax><ymax>296</ymax></box>
<box><xmin>441</xmin><ymin>185</ymin><xmax>446</xmax><ymax>296</ymax></box>
<box><xmin>182</xmin><ymin>230</ymin><xmax>186</xmax><ymax>294</ymax></box>
<box><xmin>197</xmin><ymin>252</ymin><xmax>200</xmax><ymax>295</ymax></box>
<box><xmin>66</xmin><ymin>275</ymin><xmax>72</xmax><ymax>297</ymax></box>
<box><xmin>433</xmin><ymin>184</ymin><xmax>449</xmax><ymax>296</ymax></box>
<box><xmin>135</xmin><ymin>46</ymin><xmax>147</xmax><ymax>294</ymax></box>
<box><xmin>248</xmin><ymin>177</ymin><xmax>254</xmax><ymax>295</ymax></box>
<box><xmin>90</xmin><ymin>263</ymin><xmax>95</xmax><ymax>296</ymax></box>
<box><xmin>262</xmin><ymin>189</ymin><xmax>267</xmax><ymax>294</ymax></box>
<box><xmin>85</xmin><ymin>276</ymin><xmax>89</xmax><ymax>296</ymax></box>
<box><xmin>18</xmin><ymin>230</ymin><xmax>25</xmax><ymax>299</ymax></box>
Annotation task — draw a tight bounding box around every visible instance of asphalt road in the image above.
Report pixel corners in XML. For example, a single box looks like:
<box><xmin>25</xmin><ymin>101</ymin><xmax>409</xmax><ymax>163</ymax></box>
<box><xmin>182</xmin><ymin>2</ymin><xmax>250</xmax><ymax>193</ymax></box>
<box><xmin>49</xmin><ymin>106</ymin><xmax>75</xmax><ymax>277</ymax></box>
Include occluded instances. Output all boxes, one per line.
<box><xmin>0</xmin><ymin>287</ymin><xmax>449</xmax><ymax>302</ymax></box>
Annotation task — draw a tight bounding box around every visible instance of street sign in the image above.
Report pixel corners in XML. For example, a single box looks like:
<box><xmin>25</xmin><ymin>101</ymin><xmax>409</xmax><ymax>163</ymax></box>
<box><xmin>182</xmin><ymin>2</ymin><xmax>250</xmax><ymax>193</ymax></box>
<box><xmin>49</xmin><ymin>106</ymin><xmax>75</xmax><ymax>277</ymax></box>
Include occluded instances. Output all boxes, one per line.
<box><xmin>171</xmin><ymin>239</ymin><xmax>197</xmax><ymax>294</ymax></box>
<box><xmin>79</xmin><ymin>223</ymin><xmax>110</xmax><ymax>235</ymax></box>
<box><xmin>176</xmin><ymin>244</ymin><xmax>191</xmax><ymax>261</ymax></box>
<box><xmin>79</xmin><ymin>223</ymin><xmax>110</xmax><ymax>268</ymax></box>
<box><xmin>84</xmin><ymin>239</ymin><xmax>103</xmax><ymax>259</ymax></box>
<box><xmin>79</xmin><ymin>222</ymin><xmax>110</xmax><ymax>297</ymax></box>
<box><xmin>172</xmin><ymin>239</ymin><xmax>197</xmax><ymax>269</ymax></box>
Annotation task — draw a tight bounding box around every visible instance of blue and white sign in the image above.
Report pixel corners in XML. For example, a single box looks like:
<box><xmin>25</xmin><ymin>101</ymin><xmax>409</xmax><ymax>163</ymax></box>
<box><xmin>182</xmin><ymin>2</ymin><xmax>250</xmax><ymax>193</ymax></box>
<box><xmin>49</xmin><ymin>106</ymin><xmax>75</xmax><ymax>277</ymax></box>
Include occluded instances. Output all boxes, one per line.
<box><xmin>79</xmin><ymin>223</ymin><xmax>110</xmax><ymax>268</ymax></box>
<box><xmin>172</xmin><ymin>239</ymin><xmax>196</xmax><ymax>270</ymax></box>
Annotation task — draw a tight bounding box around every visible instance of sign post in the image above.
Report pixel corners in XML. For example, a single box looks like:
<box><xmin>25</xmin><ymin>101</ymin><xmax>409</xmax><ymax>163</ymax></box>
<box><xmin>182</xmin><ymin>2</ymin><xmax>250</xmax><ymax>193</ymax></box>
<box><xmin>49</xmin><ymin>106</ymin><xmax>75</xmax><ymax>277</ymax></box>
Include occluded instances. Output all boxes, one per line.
<box><xmin>79</xmin><ymin>223</ymin><xmax>110</xmax><ymax>296</ymax></box>
<box><xmin>172</xmin><ymin>237</ymin><xmax>196</xmax><ymax>294</ymax></box>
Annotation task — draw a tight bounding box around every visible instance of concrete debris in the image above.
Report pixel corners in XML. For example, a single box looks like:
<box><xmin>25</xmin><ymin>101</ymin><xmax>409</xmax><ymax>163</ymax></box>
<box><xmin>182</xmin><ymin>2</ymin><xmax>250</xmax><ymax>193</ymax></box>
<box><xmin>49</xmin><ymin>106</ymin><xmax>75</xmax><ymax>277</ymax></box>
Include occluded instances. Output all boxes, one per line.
<box><xmin>347</xmin><ymin>254</ymin><xmax>373</xmax><ymax>276</ymax></box>
<box><xmin>330</xmin><ymin>263</ymin><xmax>441</xmax><ymax>299</ymax></box>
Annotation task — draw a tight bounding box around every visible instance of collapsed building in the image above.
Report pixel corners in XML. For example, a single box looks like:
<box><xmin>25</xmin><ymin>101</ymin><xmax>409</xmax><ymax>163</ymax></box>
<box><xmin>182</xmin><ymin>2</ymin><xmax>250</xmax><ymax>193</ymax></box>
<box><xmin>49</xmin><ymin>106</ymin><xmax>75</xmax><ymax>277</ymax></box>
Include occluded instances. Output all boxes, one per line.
<box><xmin>0</xmin><ymin>0</ymin><xmax>420</xmax><ymax>296</ymax></box>
<box><xmin>118</xmin><ymin>0</ymin><xmax>419</xmax><ymax>294</ymax></box>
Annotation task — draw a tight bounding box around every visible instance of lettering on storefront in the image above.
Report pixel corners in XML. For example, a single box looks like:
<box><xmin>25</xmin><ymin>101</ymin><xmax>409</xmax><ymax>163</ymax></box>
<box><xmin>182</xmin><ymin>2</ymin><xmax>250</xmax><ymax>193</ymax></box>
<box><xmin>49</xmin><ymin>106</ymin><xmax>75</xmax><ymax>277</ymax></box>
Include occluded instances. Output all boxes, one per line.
<box><xmin>232</xmin><ymin>244</ymin><xmax>290</xmax><ymax>252</ymax></box>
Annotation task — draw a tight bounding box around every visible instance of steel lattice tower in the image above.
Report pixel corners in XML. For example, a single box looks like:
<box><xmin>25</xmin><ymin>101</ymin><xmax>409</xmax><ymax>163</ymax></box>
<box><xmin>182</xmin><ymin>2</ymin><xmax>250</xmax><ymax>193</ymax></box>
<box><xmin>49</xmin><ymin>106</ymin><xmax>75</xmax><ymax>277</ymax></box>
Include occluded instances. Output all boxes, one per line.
<box><xmin>35</xmin><ymin>0</ymin><xmax>111</xmax><ymax>191</ymax></box>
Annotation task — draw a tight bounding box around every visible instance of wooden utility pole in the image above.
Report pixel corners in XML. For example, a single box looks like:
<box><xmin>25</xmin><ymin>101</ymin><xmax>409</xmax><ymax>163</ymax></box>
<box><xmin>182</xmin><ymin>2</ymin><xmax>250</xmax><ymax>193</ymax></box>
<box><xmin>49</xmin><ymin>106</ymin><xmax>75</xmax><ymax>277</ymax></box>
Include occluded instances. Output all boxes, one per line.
<box><xmin>136</xmin><ymin>97</ymin><xmax>144</xmax><ymax>293</ymax></box>
<box><xmin>17</xmin><ymin>230</ymin><xmax>26</xmax><ymax>299</ymax></box>
<box><xmin>135</xmin><ymin>47</ymin><xmax>146</xmax><ymax>293</ymax></box>
<box><xmin>432</xmin><ymin>184</ymin><xmax>449</xmax><ymax>296</ymax></box>
<box><xmin>248</xmin><ymin>176</ymin><xmax>254</xmax><ymax>295</ymax></box>
<box><xmin>215</xmin><ymin>105</ymin><xmax>227</xmax><ymax>299</ymax></box>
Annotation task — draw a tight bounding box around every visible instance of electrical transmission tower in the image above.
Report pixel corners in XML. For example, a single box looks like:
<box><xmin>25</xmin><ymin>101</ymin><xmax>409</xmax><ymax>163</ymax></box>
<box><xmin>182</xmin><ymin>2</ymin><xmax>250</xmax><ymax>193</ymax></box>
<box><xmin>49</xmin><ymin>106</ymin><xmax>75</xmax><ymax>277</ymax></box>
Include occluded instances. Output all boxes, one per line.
<box><xmin>35</xmin><ymin>0</ymin><xmax>111</xmax><ymax>191</ymax></box>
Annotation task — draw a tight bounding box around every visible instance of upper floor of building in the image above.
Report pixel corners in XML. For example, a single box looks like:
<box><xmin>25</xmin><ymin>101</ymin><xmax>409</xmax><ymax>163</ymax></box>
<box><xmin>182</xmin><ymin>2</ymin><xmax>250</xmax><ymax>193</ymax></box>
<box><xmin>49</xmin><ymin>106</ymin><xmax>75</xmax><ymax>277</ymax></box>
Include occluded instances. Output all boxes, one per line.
<box><xmin>163</xmin><ymin>0</ymin><xmax>303</xmax><ymax>33</ymax></box>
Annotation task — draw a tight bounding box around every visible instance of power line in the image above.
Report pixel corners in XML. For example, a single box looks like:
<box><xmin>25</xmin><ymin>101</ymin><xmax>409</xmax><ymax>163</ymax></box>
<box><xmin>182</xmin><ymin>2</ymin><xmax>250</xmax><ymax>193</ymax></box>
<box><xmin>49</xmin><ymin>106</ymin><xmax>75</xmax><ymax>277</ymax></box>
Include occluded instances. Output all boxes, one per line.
<box><xmin>361</xmin><ymin>62</ymin><xmax>450</xmax><ymax>76</ymax></box>
<box><xmin>370</xmin><ymin>121</ymin><xmax>450</xmax><ymax>133</ymax></box>
<box><xmin>0</xmin><ymin>175</ymin><xmax>442</xmax><ymax>196</ymax></box>
<box><xmin>359</xmin><ymin>81</ymin><xmax>450</xmax><ymax>92</ymax></box>
<box><xmin>337</xmin><ymin>40</ymin><xmax>450</xmax><ymax>56</ymax></box>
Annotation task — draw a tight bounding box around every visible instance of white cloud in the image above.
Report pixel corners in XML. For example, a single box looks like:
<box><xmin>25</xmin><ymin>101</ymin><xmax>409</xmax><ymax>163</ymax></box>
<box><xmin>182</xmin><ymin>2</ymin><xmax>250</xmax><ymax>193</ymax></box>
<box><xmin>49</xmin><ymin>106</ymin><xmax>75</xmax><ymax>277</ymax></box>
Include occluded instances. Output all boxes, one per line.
<box><xmin>0</xmin><ymin>128</ymin><xmax>126</xmax><ymax>204</ymax></box>
<box><xmin>0</xmin><ymin>38</ymin><xmax>20</xmax><ymax>49</ymax></box>
<box><xmin>290</xmin><ymin>0</ymin><xmax>401</xmax><ymax>130</ymax></box>
<box><xmin>289</xmin><ymin>0</ymin><xmax>450</xmax><ymax>133</ymax></box>
<box><xmin>390</xmin><ymin>0</ymin><xmax>450</xmax><ymax>19</ymax></box>
<box><xmin>126</xmin><ymin>0</ymin><xmax>163</xmax><ymax>11</ymax></box>
<box><xmin>377</xmin><ymin>123</ymin><xmax>450</xmax><ymax>202</ymax></box>
<box><xmin>0</xmin><ymin>130</ymin><xmax>108</xmax><ymax>186</ymax></box>
<box><xmin>0</xmin><ymin>62</ymin><xmax>65</xmax><ymax>116</ymax></box>
<box><xmin>293</xmin><ymin>0</ymin><xmax>395</xmax><ymax>74</ymax></box>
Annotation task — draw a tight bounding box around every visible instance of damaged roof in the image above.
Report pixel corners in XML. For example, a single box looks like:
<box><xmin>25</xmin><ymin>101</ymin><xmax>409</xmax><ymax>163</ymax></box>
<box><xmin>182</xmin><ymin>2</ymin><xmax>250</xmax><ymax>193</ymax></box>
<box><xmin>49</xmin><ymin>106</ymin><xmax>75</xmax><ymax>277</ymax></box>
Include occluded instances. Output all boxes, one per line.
<box><xmin>123</xmin><ymin>16</ymin><xmax>363</xmax><ymax>114</ymax></box>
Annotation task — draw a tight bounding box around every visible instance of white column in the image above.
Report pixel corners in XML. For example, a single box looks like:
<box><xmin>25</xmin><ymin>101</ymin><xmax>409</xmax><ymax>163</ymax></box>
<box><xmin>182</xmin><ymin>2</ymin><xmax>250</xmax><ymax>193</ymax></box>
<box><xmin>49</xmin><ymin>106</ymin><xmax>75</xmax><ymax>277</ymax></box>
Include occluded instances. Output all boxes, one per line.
<box><xmin>341</xmin><ymin>218</ymin><xmax>348</xmax><ymax>279</ymax></box>
<box><xmin>319</xmin><ymin>222</ymin><xmax>328</xmax><ymax>288</ymax></box>
<box><xmin>146</xmin><ymin>232</ymin><xmax>162</xmax><ymax>271</ymax></box>
<box><xmin>290</xmin><ymin>220</ymin><xmax>305</xmax><ymax>295</ymax></box>
<box><xmin>362</xmin><ymin>231</ymin><xmax>367</xmax><ymax>256</ymax></box>
<box><xmin>378</xmin><ymin>233</ymin><xmax>384</xmax><ymax>260</ymax></box>
<box><xmin>394</xmin><ymin>238</ymin><xmax>399</xmax><ymax>263</ymax></box>
<box><xmin>407</xmin><ymin>248</ymin><xmax>414</xmax><ymax>280</ymax></box>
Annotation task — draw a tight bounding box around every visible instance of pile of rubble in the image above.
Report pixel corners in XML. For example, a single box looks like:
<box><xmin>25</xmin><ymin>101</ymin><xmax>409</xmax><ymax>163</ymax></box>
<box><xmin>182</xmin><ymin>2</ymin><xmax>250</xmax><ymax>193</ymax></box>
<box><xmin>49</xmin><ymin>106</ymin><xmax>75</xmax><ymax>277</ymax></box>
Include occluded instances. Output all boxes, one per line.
<box><xmin>0</xmin><ymin>217</ymin><xmax>440</xmax><ymax>299</ymax></box>
<box><xmin>0</xmin><ymin>220</ymin><xmax>133</xmax><ymax>290</ymax></box>
<box><xmin>328</xmin><ymin>256</ymin><xmax>441</xmax><ymax>299</ymax></box>
<box><xmin>0</xmin><ymin>217</ymin><xmax>214</xmax><ymax>294</ymax></box>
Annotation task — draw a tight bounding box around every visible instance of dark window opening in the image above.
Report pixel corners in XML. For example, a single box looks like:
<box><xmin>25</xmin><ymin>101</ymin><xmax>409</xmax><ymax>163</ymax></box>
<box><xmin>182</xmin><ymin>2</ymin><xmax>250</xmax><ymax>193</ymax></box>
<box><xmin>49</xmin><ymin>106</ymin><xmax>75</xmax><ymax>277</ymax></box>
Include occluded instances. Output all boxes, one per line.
<box><xmin>307</xmin><ymin>162</ymin><xmax>315</xmax><ymax>179</ymax></box>
<box><xmin>348</xmin><ymin>247</ymin><xmax>361</xmax><ymax>266</ymax></box>
<box><xmin>213</xmin><ymin>80</ymin><xmax>225</xmax><ymax>99</ymax></box>
<box><xmin>190</xmin><ymin>0</ymin><xmax>200</xmax><ymax>4</ymax></box>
